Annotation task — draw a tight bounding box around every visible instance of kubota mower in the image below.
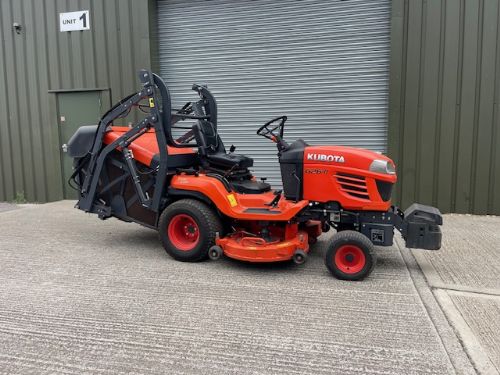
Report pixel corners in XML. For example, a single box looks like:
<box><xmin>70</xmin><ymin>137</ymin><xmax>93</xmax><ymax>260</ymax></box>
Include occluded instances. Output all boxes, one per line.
<box><xmin>66</xmin><ymin>70</ymin><xmax>442</xmax><ymax>280</ymax></box>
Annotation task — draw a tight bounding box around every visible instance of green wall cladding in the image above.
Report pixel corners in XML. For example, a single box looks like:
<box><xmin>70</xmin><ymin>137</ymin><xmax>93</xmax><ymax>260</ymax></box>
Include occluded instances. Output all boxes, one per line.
<box><xmin>1</xmin><ymin>0</ymin><xmax>499</xmax><ymax>215</ymax></box>
<box><xmin>0</xmin><ymin>0</ymin><xmax>154</xmax><ymax>202</ymax></box>
<box><xmin>389</xmin><ymin>0</ymin><xmax>500</xmax><ymax>215</ymax></box>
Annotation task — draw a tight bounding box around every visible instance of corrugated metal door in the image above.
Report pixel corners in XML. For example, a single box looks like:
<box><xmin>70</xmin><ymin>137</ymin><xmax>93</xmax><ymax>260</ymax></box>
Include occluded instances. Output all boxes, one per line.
<box><xmin>157</xmin><ymin>0</ymin><xmax>390</xmax><ymax>186</ymax></box>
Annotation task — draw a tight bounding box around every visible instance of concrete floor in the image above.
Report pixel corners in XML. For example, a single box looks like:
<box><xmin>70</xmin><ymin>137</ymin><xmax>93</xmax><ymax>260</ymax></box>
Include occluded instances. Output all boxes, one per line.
<box><xmin>405</xmin><ymin>214</ymin><xmax>500</xmax><ymax>374</ymax></box>
<box><xmin>0</xmin><ymin>202</ymin><xmax>18</xmax><ymax>213</ymax></box>
<box><xmin>0</xmin><ymin>201</ymin><xmax>494</xmax><ymax>374</ymax></box>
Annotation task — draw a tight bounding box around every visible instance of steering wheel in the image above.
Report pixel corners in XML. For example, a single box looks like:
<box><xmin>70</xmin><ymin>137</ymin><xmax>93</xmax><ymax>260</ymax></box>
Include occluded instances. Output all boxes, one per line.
<box><xmin>257</xmin><ymin>116</ymin><xmax>287</xmax><ymax>142</ymax></box>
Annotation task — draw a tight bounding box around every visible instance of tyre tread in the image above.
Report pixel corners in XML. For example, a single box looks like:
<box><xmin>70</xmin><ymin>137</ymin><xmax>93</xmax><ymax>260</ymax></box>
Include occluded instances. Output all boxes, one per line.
<box><xmin>325</xmin><ymin>230</ymin><xmax>376</xmax><ymax>281</ymax></box>
<box><xmin>159</xmin><ymin>199</ymin><xmax>222</xmax><ymax>262</ymax></box>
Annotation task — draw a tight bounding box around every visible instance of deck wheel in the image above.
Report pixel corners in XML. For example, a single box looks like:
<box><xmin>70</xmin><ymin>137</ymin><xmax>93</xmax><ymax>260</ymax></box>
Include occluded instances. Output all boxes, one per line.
<box><xmin>292</xmin><ymin>250</ymin><xmax>307</xmax><ymax>265</ymax></box>
<box><xmin>208</xmin><ymin>245</ymin><xmax>223</xmax><ymax>260</ymax></box>
<box><xmin>325</xmin><ymin>230</ymin><xmax>376</xmax><ymax>281</ymax></box>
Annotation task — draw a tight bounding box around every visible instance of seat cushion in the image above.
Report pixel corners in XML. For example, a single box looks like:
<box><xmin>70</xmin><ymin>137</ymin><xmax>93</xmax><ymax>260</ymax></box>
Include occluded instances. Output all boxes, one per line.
<box><xmin>206</xmin><ymin>153</ymin><xmax>253</xmax><ymax>169</ymax></box>
<box><xmin>231</xmin><ymin>179</ymin><xmax>271</xmax><ymax>194</ymax></box>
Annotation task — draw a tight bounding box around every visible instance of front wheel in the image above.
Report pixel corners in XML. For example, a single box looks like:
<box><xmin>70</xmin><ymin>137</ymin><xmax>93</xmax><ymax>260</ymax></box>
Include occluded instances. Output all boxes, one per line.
<box><xmin>158</xmin><ymin>199</ymin><xmax>222</xmax><ymax>262</ymax></box>
<box><xmin>325</xmin><ymin>230</ymin><xmax>376</xmax><ymax>281</ymax></box>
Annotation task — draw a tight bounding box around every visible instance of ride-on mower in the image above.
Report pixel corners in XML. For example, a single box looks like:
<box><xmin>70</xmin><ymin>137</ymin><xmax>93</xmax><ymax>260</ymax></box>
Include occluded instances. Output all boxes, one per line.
<box><xmin>66</xmin><ymin>70</ymin><xmax>442</xmax><ymax>280</ymax></box>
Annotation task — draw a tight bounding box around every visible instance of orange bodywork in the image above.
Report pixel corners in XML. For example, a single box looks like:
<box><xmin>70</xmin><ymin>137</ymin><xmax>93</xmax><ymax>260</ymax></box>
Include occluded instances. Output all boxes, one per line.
<box><xmin>103</xmin><ymin>126</ymin><xmax>196</xmax><ymax>167</ymax></box>
<box><xmin>170</xmin><ymin>173</ymin><xmax>311</xmax><ymax>262</ymax></box>
<box><xmin>217</xmin><ymin>228</ymin><xmax>309</xmax><ymax>262</ymax></box>
<box><xmin>170</xmin><ymin>174</ymin><xmax>309</xmax><ymax>221</ymax></box>
<box><xmin>302</xmin><ymin>145</ymin><xmax>397</xmax><ymax>211</ymax></box>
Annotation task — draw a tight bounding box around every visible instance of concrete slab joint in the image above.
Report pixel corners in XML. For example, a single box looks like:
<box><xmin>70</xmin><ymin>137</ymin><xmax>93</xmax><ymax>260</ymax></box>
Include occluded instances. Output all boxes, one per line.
<box><xmin>399</xmin><ymin>214</ymin><xmax>500</xmax><ymax>375</ymax></box>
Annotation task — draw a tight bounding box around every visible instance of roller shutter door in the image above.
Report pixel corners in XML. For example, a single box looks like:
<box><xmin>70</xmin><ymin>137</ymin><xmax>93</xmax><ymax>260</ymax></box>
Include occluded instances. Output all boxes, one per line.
<box><xmin>157</xmin><ymin>0</ymin><xmax>391</xmax><ymax>187</ymax></box>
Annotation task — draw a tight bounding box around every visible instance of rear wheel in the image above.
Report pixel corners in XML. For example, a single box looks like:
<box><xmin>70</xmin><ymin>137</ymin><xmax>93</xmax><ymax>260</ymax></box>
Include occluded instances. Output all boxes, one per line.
<box><xmin>159</xmin><ymin>199</ymin><xmax>222</xmax><ymax>262</ymax></box>
<box><xmin>325</xmin><ymin>230</ymin><xmax>376</xmax><ymax>281</ymax></box>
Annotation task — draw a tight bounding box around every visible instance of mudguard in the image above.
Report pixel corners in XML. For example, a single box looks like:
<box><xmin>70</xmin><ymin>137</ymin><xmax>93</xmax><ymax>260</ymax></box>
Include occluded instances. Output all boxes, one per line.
<box><xmin>170</xmin><ymin>174</ymin><xmax>309</xmax><ymax>221</ymax></box>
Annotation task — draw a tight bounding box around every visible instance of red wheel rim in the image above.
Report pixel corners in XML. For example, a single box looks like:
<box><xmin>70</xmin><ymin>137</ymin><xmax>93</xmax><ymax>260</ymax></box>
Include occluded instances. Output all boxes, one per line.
<box><xmin>167</xmin><ymin>214</ymin><xmax>200</xmax><ymax>251</ymax></box>
<box><xmin>334</xmin><ymin>245</ymin><xmax>366</xmax><ymax>274</ymax></box>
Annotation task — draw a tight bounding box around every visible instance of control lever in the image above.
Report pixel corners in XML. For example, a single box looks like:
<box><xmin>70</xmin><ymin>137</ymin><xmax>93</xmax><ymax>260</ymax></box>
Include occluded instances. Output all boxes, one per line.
<box><xmin>265</xmin><ymin>189</ymin><xmax>282</xmax><ymax>207</ymax></box>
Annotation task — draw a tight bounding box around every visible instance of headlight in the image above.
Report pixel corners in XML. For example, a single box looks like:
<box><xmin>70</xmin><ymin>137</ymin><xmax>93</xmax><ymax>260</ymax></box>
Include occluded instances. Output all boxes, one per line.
<box><xmin>369</xmin><ymin>159</ymin><xmax>396</xmax><ymax>175</ymax></box>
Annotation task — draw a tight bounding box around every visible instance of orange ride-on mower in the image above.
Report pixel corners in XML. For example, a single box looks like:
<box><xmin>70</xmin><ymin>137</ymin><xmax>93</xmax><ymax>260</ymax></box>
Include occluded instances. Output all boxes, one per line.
<box><xmin>66</xmin><ymin>70</ymin><xmax>442</xmax><ymax>280</ymax></box>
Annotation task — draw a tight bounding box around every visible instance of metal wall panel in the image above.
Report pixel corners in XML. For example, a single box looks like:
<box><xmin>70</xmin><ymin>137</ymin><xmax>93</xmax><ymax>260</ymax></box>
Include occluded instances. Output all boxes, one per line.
<box><xmin>156</xmin><ymin>0</ymin><xmax>391</xmax><ymax>187</ymax></box>
<box><xmin>0</xmin><ymin>0</ymin><xmax>153</xmax><ymax>202</ymax></box>
<box><xmin>389</xmin><ymin>0</ymin><xmax>500</xmax><ymax>215</ymax></box>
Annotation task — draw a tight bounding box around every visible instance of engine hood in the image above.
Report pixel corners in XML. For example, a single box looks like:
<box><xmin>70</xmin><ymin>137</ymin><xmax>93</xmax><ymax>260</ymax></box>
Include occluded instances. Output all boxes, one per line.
<box><xmin>303</xmin><ymin>145</ymin><xmax>396</xmax><ymax>177</ymax></box>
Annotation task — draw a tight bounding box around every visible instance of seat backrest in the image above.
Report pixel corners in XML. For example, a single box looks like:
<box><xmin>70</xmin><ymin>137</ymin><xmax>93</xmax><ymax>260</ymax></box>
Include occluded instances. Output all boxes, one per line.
<box><xmin>192</xmin><ymin>120</ymin><xmax>225</xmax><ymax>156</ymax></box>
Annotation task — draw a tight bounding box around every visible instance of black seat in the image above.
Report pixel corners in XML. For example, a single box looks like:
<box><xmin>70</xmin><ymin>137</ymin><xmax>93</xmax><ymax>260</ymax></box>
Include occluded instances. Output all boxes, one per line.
<box><xmin>207</xmin><ymin>153</ymin><xmax>253</xmax><ymax>169</ymax></box>
<box><xmin>192</xmin><ymin>121</ymin><xmax>253</xmax><ymax>170</ymax></box>
<box><xmin>231</xmin><ymin>179</ymin><xmax>271</xmax><ymax>194</ymax></box>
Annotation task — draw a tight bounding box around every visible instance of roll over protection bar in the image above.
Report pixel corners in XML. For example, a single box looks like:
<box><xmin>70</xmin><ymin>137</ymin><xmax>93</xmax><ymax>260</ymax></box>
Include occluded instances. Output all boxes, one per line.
<box><xmin>192</xmin><ymin>84</ymin><xmax>218</xmax><ymax>129</ymax></box>
<box><xmin>78</xmin><ymin>70</ymin><xmax>170</xmax><ymax>214</ymax></box>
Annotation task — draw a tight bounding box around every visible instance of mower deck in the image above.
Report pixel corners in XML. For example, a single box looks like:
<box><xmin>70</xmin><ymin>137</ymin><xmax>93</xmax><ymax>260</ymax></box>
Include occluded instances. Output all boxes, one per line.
<box><xmin>217</xmin><ymin>230</ymin><xmax>309</xmax><ymax>263</ymax></box>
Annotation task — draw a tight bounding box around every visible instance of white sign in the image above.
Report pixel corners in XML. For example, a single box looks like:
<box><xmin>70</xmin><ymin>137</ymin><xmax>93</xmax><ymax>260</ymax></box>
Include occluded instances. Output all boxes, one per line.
<box><xmin>60</xmin><ymin>10</ymin><xmax>90</xmax><ymax>32</ymax></box>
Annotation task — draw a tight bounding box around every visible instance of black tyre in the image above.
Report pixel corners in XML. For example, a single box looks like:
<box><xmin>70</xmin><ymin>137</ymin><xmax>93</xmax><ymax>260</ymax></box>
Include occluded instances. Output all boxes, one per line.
<box><xmin>208</xmin><ymin>245</ymin><xmax>223</xmax><ymax>260</ymax></box>
<box><xmin>158</xmin><ymin>199</ymin><xmax>222</xmax><ymax>262</ymax></box>
<box><xmin>292</xmin><ymin>250</ymin><xmax>308</xmax><ymax>265</ymax></box>
<box><xmin>325</xmin><ymin>230</ymin><xmax>376</xmax><ymax>281</ymax></box>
